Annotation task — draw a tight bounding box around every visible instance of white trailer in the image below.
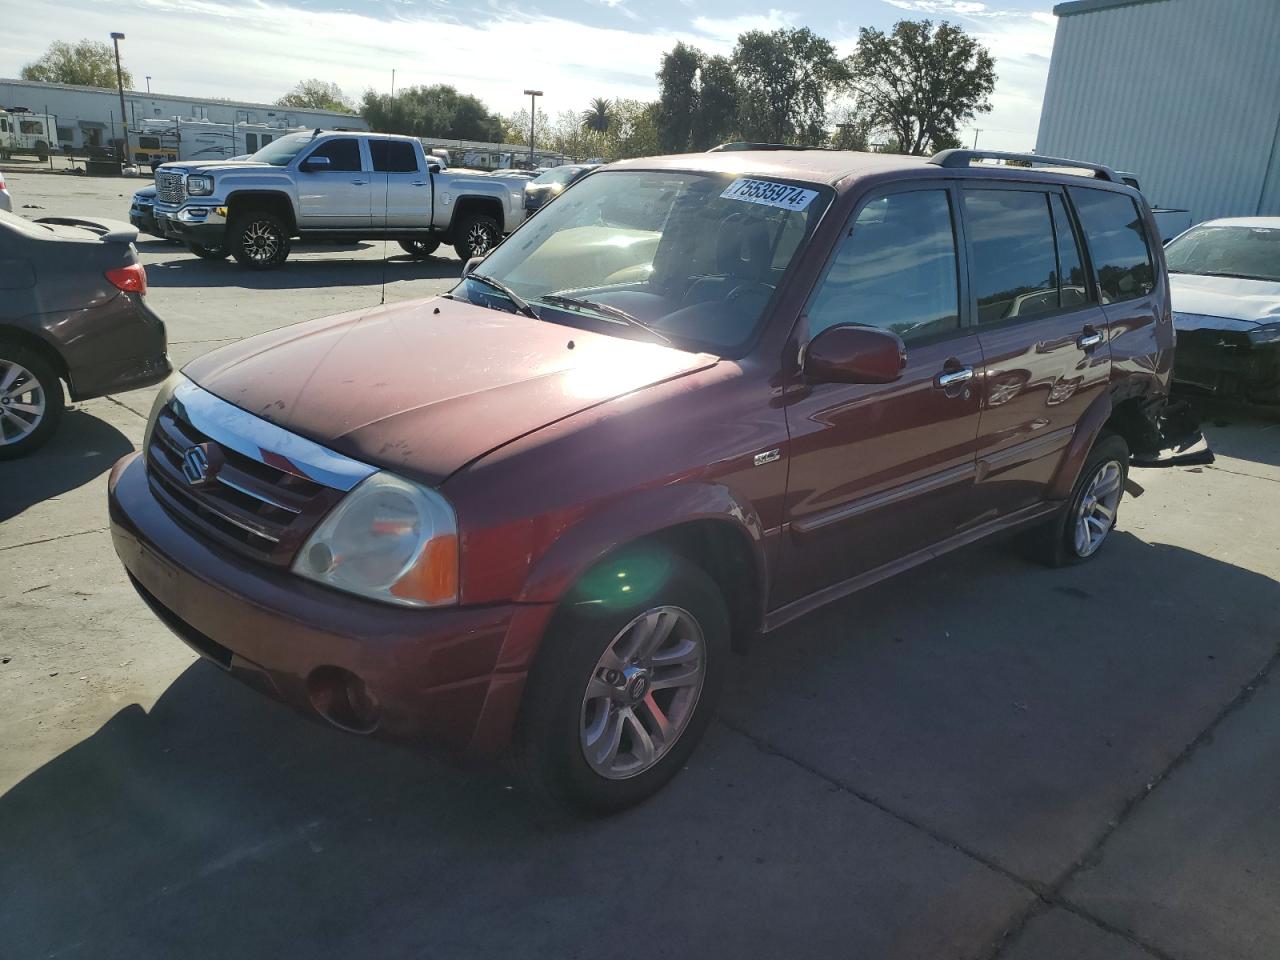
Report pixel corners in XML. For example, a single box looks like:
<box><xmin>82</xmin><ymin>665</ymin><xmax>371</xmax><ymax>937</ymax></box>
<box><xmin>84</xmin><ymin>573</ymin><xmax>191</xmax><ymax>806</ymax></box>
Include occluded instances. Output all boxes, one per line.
<box><xmin>135</xmin><ymin>118</ymin><xmax>304</xmax><ymax>169</ymax></box>
<box><xmin>0</xmin><ymin>109</ymin><xmax>57</xmax><ymax>160</ymax></box>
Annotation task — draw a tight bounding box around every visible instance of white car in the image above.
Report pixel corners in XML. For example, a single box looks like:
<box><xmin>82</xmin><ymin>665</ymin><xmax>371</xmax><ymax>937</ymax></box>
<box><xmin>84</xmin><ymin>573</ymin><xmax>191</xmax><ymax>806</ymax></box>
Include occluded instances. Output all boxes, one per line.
<box><xmin>0</xmin><ymin>171</ymin><xmax>11</xmax><ymax>213</ymax></box>
<box><xmin>1166</xmin><ymin>217</ymin><xmax>1280</xmax><ymax>403</ymax></box>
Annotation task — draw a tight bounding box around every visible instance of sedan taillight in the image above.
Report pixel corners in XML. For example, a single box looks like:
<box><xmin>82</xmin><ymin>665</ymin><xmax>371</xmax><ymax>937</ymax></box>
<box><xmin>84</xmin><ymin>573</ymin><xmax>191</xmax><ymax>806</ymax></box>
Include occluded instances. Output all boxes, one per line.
<box><xmin>106</xmin><ymin>263</ymin><xmax>147</xmax><ymax>295</ymax></box>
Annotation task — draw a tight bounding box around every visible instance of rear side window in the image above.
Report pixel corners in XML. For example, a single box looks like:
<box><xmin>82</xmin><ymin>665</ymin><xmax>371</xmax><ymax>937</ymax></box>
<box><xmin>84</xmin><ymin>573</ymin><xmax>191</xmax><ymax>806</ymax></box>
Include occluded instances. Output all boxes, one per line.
<box><xmin>807</xmin><ymin>190</ymin><xmax>960</xmax><ymax>343</ymax></box>
<box><xmin>370</xmin><ymin>139</ymin><xmax>419</xmax><ymax>173</ymax></box>
<box><xmin>306</xmin><ymin>137</ymin><xmax>362</xmax><ymax>172</ymax></box>
<box><xmin>963</xmin><ymin>189</ymin><xmax>1060</xmax><ymax>323</ymax></box>
<box><xmin>1050</xmin><ymin>194</ymin><xmax>1090</xmax><ymax>309</ymax></box>
<box><xmin>1071</xmin><ymin>189</ymin><xmax>1155</xmax><ymax>304</ymax></box>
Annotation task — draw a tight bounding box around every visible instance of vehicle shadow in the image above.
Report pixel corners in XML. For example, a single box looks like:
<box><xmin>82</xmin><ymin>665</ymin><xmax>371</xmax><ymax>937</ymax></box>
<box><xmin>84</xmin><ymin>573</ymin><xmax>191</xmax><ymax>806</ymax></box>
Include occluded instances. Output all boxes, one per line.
<box><xmin>1</xmin><ymin>535</ymin><xmax>1277</xmax><ymax>957</ymax></box>
<box><xmin>1193</xmin><ymin>399</ymin><xmax>1280</xmax><ymax>468</ymax></box>
<box><xmin>142</xmin><ymin>253</ymin><xmax>463</xmax><ymax>291</ymax></box>
<box><xmin>0</xmin><ymin>409</ymin><xmax>134</xmax><ymax>521</ymax></box>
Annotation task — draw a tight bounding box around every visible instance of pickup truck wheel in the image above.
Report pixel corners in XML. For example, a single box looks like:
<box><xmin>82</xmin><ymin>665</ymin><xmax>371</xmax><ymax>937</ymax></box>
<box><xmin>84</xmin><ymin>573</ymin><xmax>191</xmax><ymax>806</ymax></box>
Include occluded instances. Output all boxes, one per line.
<box><xmin>398</xmin><ymin>239</ymin><xmax>440</xmax><ymax>259</ymax></box>
<box><xmin>0</xmin><ymin>341</ymin><xmax>64</xmax><ymax>460</ymax></box>
<box><xmin>510</xmin><ymin>551</ymin><xmax>729</xmax><ymax>814</ymax></box>
<box><xmin>229</xmin><ymin>211</ymin><xmax>291</xmax><ymax>269</ymax></box>
<box><xmin>452</xmin><ymin>214</ymin><xmax>500</xmax><ymax>261</ymax></box>
<box><xmin>1031</xmin><ymin>431</ymin><xmax>1129</xmax><ymax>567</ymax></box>
<box><xmin>188</xmin><ymin>242</ymin><xmax>228</xmax><ymax>261</ymax></box>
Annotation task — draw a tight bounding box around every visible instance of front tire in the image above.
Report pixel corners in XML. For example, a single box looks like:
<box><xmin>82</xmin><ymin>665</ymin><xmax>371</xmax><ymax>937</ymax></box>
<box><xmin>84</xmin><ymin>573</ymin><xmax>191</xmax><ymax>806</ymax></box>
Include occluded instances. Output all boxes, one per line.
<box><xmin>229</xmin><ymin>211</ymin><xmax>291</xmax><ymax>269</ymax></box>
<box><xmin>188</xmin><ymin>241</ymin><xmax>228</xmax><ymax>260</ymax></box>
<box><xmin>0</xmin><ymin>342</ymin><xmax>64</xmax><ymax>460</ymax></box>
<box><xmin>1032</xmin><ymin>431</ymin><xmax>1129</xmax><ymax>567</ymax></box>
<box><xmin>510</xmin><ymin>551</ymin><xmax>729</xmax><ymax>814</ymax></box>
<box><xmin>398</xmin><ymin>239</ymin><xmax>440</xmax><ymax>259</ymax></box>
<box><xmin>451</xmin><ymin>213</ymin><xmax>500</xmax><ymax>262</ymax></box>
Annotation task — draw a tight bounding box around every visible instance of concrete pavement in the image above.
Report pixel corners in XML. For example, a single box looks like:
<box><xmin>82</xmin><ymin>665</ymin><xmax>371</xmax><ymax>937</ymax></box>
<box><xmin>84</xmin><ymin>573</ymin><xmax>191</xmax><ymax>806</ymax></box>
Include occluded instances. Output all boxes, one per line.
<box><xmin>2</xmin><ymin>171</ymin><xmax>1278</xmax><ymax>960</ymax></box>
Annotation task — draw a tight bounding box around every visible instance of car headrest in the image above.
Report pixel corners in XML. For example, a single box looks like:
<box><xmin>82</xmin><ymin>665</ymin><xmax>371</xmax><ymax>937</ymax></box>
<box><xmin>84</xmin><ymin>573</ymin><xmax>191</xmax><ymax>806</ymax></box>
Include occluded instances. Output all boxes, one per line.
<box><xmin>716</xmin><ymin>214</ymin><xmax>772</xmax><ymax>279</ymax></box>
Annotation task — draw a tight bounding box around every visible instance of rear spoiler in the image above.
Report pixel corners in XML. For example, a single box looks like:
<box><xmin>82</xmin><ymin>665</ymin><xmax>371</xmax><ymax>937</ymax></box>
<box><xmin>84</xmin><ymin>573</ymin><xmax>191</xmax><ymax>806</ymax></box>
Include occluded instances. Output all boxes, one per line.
<box><xmin>35</xmin><ymin>216</ymin><xmax>138</xmax><ymax>245</ymax></box>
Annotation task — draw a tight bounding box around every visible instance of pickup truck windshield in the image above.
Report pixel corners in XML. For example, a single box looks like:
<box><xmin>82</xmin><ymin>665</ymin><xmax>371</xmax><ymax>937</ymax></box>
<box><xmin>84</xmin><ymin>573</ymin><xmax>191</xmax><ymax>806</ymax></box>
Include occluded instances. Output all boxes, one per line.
<box><xmin>1165</xmin><ymin>224</ymin><xmax>1280</xmax><ymax>283</ymax></box>
<box><xmin>456</xmin><ymin>169</ymin><xmax>832</xmax><ymax>354</ymax></box>
<box><xmin>249</xmin><ymin>132</ymin><xmax>318</xmax><ymax>167</ymax></box>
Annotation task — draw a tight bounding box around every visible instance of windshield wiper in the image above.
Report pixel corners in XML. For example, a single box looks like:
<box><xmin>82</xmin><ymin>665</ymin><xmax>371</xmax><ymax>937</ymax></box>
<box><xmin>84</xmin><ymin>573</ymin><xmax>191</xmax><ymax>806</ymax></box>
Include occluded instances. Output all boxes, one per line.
<box><xmin>466</xmin><ymin>273</ymin><xmax>540</xmax><ymax>319</ymax></box>
<box><xmin>538</xmin><ymin>295</ymin><xmax>671</xmax><ymax>345</ymax></box>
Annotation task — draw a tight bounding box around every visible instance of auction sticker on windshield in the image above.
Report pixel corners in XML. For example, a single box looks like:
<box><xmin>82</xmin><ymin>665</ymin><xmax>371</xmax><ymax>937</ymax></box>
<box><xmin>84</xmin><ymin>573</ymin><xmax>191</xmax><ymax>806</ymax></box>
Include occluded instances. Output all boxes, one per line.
<box><xmin>721</xmin><ymin>178</ymin><xmax>818</xmax><ymax>211</ymax></box>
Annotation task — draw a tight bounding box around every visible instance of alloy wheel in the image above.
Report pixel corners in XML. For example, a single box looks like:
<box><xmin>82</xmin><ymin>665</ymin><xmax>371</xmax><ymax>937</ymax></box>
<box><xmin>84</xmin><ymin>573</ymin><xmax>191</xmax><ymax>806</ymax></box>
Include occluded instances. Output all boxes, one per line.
<box><xmin>467</xmin><ymin>222</ymin><xmax>495</xmax><ymax>256</ymax></box>
<box><xmin>1073</xmin><ymin>459</ymin><xmax>1123</xmax><ymax>557</ymax></box>
<box><xmin>243</xmin><ymin>220</ymin><xmax>280</xmax><ymax>262</ymax></box>
<box><xmin>580</xmin><ymin>605</ymin><xmax>707</xmax><ymax>780</ymax></box>
<box><xmin>0</xmin><ymin>358</ymin><xmax>46</xmax><ymax>446</ymax></box>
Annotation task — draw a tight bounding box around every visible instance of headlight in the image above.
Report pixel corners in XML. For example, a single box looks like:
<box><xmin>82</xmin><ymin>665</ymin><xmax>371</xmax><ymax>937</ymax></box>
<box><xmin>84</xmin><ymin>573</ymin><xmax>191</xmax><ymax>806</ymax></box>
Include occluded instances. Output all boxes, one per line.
<box><xmin>292</xmin><ymin>472</ymin><xmax>458</xmax><ymax>608</ymax></box>
<box><xmin>142</xmin><ymin>371</ymin><xmax>185</xmax><ymax>452</ymax></box>
<box><xmin>186</xmin><ymin>175</ymin><xmax>213</xmax><ymax>196</ymax></box>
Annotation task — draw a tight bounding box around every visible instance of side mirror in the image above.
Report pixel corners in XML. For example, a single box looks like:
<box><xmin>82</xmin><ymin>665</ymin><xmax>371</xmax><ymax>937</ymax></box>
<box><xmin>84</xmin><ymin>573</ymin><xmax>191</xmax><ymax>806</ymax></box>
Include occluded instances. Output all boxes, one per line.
<box><xmin>462</xmin><ymin>256</ymin><xmax>485</xmax><ymax>278</ymax></box>
<box><xmin>301</xmin><ymin>155</ymin><xmax>331</xmax><ymax>172</ymax></box>
<box><xmin>803</xmin><ymin>323</ymin><xmax>906</xmax><ymax>385</ymax></box>
<box><xmin>427</xmin><ymin>161</ymin><xmax>442</xmax><ymax>173</ymax></box>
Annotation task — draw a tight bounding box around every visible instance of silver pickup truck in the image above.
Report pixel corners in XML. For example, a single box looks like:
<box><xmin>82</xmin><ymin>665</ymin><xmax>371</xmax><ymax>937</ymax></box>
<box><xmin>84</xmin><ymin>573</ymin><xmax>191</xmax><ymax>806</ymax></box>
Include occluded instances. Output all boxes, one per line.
<box><xmin>152</xmin><ymin>131</ymin><xmax>525</xmax><ymax>269</ymax></box>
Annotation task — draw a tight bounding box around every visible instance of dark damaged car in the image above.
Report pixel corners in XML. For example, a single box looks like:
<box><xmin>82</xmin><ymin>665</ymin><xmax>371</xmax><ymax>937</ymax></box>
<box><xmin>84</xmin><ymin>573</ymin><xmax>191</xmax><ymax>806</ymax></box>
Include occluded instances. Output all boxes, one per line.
<box><xmin>110</xmin><ymin>148</ymin><xmax>1195</xmax><ymax>812</ymax></box>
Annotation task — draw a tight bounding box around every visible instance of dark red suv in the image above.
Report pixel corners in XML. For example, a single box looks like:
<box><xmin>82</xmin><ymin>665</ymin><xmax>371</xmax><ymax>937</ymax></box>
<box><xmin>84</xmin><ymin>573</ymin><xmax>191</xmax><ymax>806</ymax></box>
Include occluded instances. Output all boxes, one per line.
<box><xmin>110</xmin><ymin>148</ymin><xmax>1177</xmax><ymax>811</ymax></box>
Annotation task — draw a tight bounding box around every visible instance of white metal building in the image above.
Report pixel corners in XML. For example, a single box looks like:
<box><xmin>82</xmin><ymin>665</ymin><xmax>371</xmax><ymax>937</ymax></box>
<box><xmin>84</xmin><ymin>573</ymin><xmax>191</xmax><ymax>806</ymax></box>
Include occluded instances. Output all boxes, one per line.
<box><xmin>1036</xmin><ymin>0</ymin><xmax>1280</xmax><ymax>223</ymax></box>
<box><xmin>0</xmin><ymin>78</ymin><xmax>366</xmax><ymax>151</ymax></box>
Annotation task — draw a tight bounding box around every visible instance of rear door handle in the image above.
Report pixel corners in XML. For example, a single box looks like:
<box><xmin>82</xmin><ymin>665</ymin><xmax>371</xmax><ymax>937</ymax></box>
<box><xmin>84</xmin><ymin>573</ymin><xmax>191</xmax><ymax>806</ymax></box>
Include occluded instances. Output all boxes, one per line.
<box><xmin>412</xmin><ymin>180</ymin><xmax>428</xmax><ymax>186</ymax></box>
<box><xmin>935</xmin><ymin>366</ymin><xmax>974</xmax><ymax>389</ymax></box>
<box><xmin>1079</xmin><ymin>330</ymin><xmax>1104</xmax><ymax>349</ymax></box>
<box><xmin>352</xmin><ymin>178</ymin><xmax>368</xmax><ymax>185</ymax></box>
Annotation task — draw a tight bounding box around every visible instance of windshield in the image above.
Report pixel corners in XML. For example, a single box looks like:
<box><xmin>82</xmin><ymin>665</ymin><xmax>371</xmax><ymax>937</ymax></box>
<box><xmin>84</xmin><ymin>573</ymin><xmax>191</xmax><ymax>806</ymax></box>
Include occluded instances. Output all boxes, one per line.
<box><xmin>1165</xmin><ymin>224</ymin><xmax>1280</xmax><ymax>283</ymax></box>
<box><xmin>533</xmin><ymin>166</ymin><xmax>582</xmax><ymax>186</ymax></box>
<box><xmin>453</xmin><ymin>169</ymin><xmax>831</xmax><ymax>354</ymax></box>
<box><xmin>249</xmin><ymin>131</ymin><xmax>318</xmax><ymax>167</ymax></box>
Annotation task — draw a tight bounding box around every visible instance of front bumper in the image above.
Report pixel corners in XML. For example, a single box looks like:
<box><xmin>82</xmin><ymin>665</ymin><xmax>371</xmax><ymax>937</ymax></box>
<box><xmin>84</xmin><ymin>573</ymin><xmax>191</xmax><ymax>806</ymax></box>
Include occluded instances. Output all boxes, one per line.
<box><xmin>108</xmin><ymin>452</ymin><xmax>555</xmax><ymax>756</ymax></box>
<box><xmin>130</xmin><ymin>205</ymin><xmax>158</xmax><ymax>235</ymax></box>
<box><xmin>154</xmin><ymin>204</ymin><xmax>228</xmax><ymax>246</ymax></box>
<box><xmin>1173</xmin><ymin>327</ymin><xmax>1280</xmax><ymax>400</ymax></box>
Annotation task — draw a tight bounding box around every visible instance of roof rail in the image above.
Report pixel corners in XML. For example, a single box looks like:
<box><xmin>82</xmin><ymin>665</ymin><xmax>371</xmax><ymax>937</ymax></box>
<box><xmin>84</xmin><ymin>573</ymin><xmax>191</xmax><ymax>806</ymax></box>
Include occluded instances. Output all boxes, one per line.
<box><xmin>707</xmin><ymin>142</ymin><xmax>828</xmax><ymax>153</ymax></box>
<box><xmin>928</xmin><ymin>149</ymin><xmax>1118</xmax><ymax>183</ymax></box>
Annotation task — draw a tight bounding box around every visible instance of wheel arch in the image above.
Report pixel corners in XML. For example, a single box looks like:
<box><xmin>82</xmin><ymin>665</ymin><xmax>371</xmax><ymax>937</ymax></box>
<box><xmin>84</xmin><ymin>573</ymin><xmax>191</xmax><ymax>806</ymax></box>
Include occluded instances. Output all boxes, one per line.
<box><xmin>226</xmin><ymin>191</ymin><xmax>297</xmax><ymax>234</ymax></box>
<box><xmin>450</xmin><ymin>195</ymin><xmax>506</xmax><ymax>234</ymax></box>
<box><xmin>0</xmin><ymin>324</ymin><xmax>70</xmax><ymax>392</ymax></box>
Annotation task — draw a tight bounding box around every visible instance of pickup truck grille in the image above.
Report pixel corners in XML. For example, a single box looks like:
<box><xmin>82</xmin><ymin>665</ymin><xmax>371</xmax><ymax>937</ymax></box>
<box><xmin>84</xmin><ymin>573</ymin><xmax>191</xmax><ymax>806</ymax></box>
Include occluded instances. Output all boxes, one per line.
<box><xmin>146</xmin><ymin>402</ymin><xmax>343</xmax><ymax>566</ymax></box>
<box><xmin>155</xmin><ymin>172</ymin><xmax>185</xmax><ymax>205</ymax></box>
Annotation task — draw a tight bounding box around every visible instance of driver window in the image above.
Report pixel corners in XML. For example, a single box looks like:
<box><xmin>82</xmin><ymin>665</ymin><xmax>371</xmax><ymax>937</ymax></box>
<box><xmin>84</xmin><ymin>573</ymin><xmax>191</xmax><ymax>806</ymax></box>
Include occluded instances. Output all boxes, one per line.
<box><xmin>807</xmin><ymin>190</ymin><xmax>960</xmax><ymax>343</ymax></box>
<box><xmin>305</xmin><ymin>137</ymin><xmax>362</xmax><ymax>172</ymax></box>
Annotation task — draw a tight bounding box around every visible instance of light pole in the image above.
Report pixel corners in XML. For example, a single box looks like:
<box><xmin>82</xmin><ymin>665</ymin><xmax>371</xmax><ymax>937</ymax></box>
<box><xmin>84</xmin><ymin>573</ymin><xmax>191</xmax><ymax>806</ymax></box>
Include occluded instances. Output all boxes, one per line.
<box><xmin>145</xmin><ymin>75</ymin><xmax>151</xmax><ymax>94</ymax></box>
<box><xmin>523</xmin><ymin>89</ymin><xmax>542</xmax><ymax>166</ymax></box>
<box><xmin>110</xmin><ymin>32</ymin><xmax>130</xmax><ymax>165</ymax></box>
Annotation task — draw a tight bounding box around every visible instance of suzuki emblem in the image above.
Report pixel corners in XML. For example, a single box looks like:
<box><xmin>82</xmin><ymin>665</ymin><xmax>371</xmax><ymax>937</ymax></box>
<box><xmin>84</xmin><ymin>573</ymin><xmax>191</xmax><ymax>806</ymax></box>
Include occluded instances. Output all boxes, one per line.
<box><xmin>181</xmin><ymin>444</ymin><xmax>212</xmax><ymax>485</ymax></box>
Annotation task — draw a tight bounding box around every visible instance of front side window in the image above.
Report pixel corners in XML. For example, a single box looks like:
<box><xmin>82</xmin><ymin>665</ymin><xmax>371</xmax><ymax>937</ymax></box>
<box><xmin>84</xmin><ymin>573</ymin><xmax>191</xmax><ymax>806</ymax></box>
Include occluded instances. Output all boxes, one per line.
<box><xmin>306</xmin><ymin>137</ymin><xmax>362</xmax><ymax>172</ymax></box>
<box><xmin>453</xmin><ymin>169</ymin><xmax>832</xmax><ymax>354</ymax></box>
<box><xmin>807</xmin><ymin>189</ymin><xmax>960</xmax><ymax>343</ymax></box>
<box><xmin>370</xmin><ymin>139</ymin><xmax>419</xmax><ymax>173</ymax></box>
<box><xmin>1165</xmin><ymin>224</ymin><xmax>1280</xmax><ymax>283</ymax></box>
<box><xmin>964</xmin><ymin>189</ymin><xmax>1060</xmax><ymax>323</ymax></box>
<box><xmin>1071</xmin><ymin>188</ymin><xmax>1155</xmax><ymax>303</ymax></box>
<box><xmin>533</xmin><ymin>166</ymin><xmax>581</xmax><ymax>186</ymax></box>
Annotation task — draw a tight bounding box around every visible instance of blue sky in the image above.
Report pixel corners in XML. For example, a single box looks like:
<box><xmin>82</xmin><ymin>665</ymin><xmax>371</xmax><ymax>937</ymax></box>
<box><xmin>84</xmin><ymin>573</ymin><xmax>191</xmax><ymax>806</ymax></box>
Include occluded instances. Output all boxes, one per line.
<box><xmin>2</xmin><ymin>0</ymin><xmax>1059</xmax><ymax>149</ymax></box>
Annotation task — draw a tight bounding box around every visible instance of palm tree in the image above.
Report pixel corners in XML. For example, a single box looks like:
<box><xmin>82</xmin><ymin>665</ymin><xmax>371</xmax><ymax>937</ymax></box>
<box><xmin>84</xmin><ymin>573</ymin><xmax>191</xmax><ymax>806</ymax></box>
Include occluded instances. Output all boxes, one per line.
<box><xmin>580</xmin><ymin>97</ymin><xmax>614</xmax><ymax>134</ymax></box>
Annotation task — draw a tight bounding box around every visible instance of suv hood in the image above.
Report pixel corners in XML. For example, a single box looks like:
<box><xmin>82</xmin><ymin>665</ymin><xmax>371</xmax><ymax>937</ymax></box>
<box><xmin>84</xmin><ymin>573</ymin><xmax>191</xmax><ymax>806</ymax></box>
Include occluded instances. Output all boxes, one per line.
<box><xmin>182</xmin><ymin>296</ymin><xmax>716</xmax><ymax>485</ymax></box>
<box><xmin>159</xmin><ymin>160</ymin><xmax>270</xmax><ymax>175</ymax></box>
<box><xmin>1170</xmin><ymin>273</ymin><xmax>1280</xmax><ymax>326</ymax></box>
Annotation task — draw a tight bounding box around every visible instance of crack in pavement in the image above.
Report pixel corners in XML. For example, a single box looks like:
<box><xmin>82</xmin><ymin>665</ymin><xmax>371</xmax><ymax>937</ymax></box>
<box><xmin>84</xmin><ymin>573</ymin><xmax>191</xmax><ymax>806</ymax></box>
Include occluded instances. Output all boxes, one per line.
<box><xmin>103</xmin><ymin>394</ymin><xmax>149</xmax><ymax>421</ymax></box>
<box><xmin>1206</xmin><ymin>464</ymin><xmax>1280</xmax><ymax>485</ymax></box>
<box><xmin>0</xmin><ymin>527</ymin><xmax>108</xmax><ymax>553</ymax></box>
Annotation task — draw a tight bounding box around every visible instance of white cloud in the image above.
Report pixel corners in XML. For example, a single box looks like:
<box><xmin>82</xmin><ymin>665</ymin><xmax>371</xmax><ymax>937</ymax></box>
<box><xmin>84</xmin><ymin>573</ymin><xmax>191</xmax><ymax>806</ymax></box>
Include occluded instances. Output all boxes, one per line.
<box><xmin>691</xmin><ymin>9</ymin><xmax>797</xmax><ymax>44</ymax></box>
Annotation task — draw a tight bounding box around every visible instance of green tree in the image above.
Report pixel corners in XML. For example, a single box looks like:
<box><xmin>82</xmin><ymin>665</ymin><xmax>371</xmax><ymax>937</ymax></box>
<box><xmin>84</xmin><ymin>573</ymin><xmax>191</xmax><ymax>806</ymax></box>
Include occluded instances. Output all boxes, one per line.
<box><xmin>656</xmin><ymin>42</ymin><xmax>701</xmax><ymax>153</ymax></box>
<box><xmin>605</xmin><ymin>99</ymin><xmax>660</xmax><ymax>159</ymax></box>
<box><xmin>580</xmin><ymin>97</ymin><xmax>615</xmax><ymax>135</ymax></box>
<box><xmin>829</xmin><ymin>105</ymin><xmax>873</xmax><ymax>151</ymax></box>
<box><xmin>361</xmin><ymin>85</ymin><xmax>504</xmax><ymax>141</ymax></box>
<box><xmin>732</xmin><ymin>28</ymin><xmax>848</xmax><ymax>144</ymax></box>
<box><xmin>848</xmin><ymin>19</ymin><xmax>995</xmax><ymax>156</ymax></box>
<box><xmin>503</xmin><ymin>107</ymin><xmax>551</xmax><ymax>150</ymax></box>
<box><xmin>21</xmin><ymin>40</ymin><xmax>130</xmax><ymax>89</ymax></box>
<box><xmin>691</xmin><ymin>54</ymin><xmax>739</xmax><ymax>150</ymax></box>
<box><xmin>277</xmin><ymin>79</ymin><xmax>353</xmax><ymax>112</ymax></box>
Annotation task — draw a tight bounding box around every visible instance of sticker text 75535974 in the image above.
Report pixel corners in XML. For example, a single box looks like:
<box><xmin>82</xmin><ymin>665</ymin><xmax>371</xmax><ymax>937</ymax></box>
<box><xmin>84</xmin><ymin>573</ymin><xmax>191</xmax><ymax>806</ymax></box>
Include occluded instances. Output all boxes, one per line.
<box><xmin>720</xmin><ymin>178</ymin><xmax>819</xmax><ymax>211</ymax></box>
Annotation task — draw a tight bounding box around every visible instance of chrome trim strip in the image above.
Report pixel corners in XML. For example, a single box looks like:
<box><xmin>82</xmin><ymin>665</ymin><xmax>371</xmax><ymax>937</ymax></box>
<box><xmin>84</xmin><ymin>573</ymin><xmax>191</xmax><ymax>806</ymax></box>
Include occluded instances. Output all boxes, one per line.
<box><xmin>791</xmin><ymin>463</ymin><xmax>977</xmax><ymax>535</ymax></box>
<box><xmin>171</xmin><ymin>378</ymin><xmax>376</xmax><ymax>492</ymax></box>
<box><xmin>216</xmin><ymin>474</ymin><xmax>302</xmax><ymax>514</ymax></box>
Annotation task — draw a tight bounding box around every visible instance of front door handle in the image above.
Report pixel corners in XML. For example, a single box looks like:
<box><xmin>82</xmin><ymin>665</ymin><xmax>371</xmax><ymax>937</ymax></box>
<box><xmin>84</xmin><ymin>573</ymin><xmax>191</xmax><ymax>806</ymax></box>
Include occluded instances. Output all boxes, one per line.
<box><xmin>411</xmin><ymin>180</ymin><xmax>428</xmax><ymax>186</ymax></box>
<box><xmin>1078</xmin><ymin>329</ymin><xmax>1104</xmax><ymax>350</ymax></box>
<box><xmin>935</xmin><ymin>366</ymin><xmax>974</xmax><ymax>389</ymax></box>
<box><xmin>351</xmin><ymin>178</ymin><xmax>368</xmax><ymax>185</ymax></box>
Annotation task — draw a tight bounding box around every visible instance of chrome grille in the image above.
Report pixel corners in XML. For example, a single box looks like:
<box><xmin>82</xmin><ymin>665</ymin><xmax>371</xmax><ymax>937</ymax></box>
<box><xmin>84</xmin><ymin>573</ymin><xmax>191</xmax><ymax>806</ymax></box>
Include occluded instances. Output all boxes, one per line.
<box><xmin>155</xmin><ymin>171</ymin><xmax>185</xmax><ymax>205</ymax></box>
<box><xmin>146</xmin><ymin>402</ymin><xmax>343</xmax><ymax>566</ymax></box>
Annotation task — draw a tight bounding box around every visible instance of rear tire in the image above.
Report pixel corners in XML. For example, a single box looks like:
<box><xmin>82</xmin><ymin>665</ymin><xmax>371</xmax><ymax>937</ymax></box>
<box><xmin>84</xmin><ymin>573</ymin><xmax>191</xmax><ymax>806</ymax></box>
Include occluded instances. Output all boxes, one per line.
<box><xmin>229</xmin><ymin>210</ymin><xmax>291</xmax><ymax>269</ymax></box>
<box><xmin>188</xmin><ymin>241</ymin><xmax>228</xmax><ymax>261</ymax></box>
<box><xmin>398</xmin><ymin>239</ymin><xmax>440</xmax><ymax>259</ymax></box>
<box><xmin>1030</xmin><ymin>431</ymin><xmax>1129</xmax><ymax>567</ymax></box>
<box><xmin>510</xmin><ymin>551</ymin><xmax>729</xmax><ymax>814</ymax></box>
<box><xmin>0</xmin><ymin>341</ymin><xmax>64</xmax><ymax>460</ymax></box>
<box><xmin>451</xmin><ymin>213</ymin><xmax>501</xmax><ymax>262</ymax></box>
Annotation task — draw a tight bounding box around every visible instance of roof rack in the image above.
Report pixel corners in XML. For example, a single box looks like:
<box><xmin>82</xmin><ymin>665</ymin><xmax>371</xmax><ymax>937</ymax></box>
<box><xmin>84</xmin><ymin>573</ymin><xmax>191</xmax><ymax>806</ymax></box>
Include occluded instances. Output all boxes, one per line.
<box><xmin>928</xmin><ymin>149</ymin><xmax>1118</xmax><ymax>183</ymax></box>
<box><xmin>707</xmin><ymin>142</ymin><xmax>829</xmax><ymax>153</ymax></box>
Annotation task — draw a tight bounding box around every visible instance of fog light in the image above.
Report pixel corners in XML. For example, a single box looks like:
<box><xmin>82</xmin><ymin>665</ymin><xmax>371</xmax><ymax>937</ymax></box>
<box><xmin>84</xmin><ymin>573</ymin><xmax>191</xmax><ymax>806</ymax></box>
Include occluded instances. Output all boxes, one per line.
<box><xmin>307</xmin><ymin>666</ymin><xmax>380</xmax><ymax>733</ymax></box>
